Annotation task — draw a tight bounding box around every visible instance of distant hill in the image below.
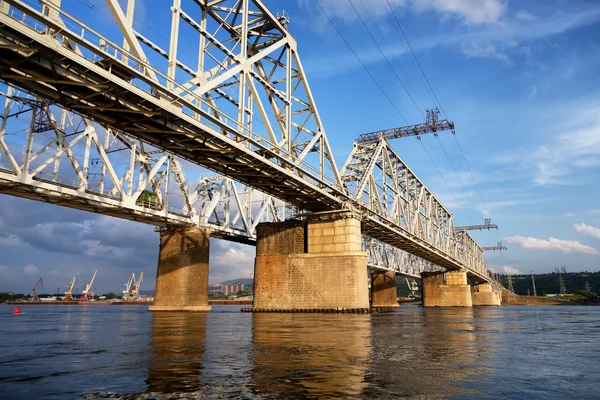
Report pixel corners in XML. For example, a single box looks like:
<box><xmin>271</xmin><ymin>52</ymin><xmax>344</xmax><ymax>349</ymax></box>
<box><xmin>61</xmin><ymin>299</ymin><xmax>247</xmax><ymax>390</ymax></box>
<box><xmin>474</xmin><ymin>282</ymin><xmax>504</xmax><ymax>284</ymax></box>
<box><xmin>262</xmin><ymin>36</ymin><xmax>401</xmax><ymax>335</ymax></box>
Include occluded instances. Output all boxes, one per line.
<box><xmin>499</xmin><ymin>271</ymin><xmax>600</xmax><ymax>296</ymax></box>
<box><xmin>217</xmin><ymin>278</ymin><xmax>254</xmax><ymax>286</ymax></box>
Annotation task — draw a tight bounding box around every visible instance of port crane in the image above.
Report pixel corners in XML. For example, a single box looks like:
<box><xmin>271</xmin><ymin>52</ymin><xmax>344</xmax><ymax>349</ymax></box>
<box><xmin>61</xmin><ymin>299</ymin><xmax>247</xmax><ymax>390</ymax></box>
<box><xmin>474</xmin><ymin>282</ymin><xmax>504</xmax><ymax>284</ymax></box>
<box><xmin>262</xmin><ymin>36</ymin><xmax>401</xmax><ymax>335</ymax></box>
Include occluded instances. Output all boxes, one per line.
<box><xmin>81</xmin><ymin>270</ymin><xmax>97</xmax><ymax>301</ymax></box>
<box><xmin>123</xmin><ymin>273</ymin><xmax>135</xmax><ymax>299</ymax></box>
<box><xmin>123</xmin><ymin>272</ymin><xmax>144</xmax><ymax>300</ymax></box>
<box><xmin>132</xmin><ymin>272</ymin><xmax>143</xmax><ymax>299</ymax></box>
<box><xmin>64</xmin><ymin>275</ymin><xmax>77</xmax><ymax>300</ymax></box>
<box><xmin>30</xmin><ymin>278</ymin><xmax>43</xmax><ymax>301</ymax></box>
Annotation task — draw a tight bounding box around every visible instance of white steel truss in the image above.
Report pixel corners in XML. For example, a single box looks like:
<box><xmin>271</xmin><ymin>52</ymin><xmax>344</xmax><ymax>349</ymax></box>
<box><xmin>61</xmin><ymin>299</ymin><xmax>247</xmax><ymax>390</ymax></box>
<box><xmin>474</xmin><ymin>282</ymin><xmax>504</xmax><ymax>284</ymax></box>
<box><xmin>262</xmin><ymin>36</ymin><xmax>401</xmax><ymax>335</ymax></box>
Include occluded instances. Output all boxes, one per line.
<box><xmin>0</xmin><ymin>84</ymin><xmax>445</xmax><ymax>277</ymax></box>
<box><xmin>0</xmin><ymin>84</ymin><xmax>294</xmax><ymax>243</ymax></box>
<box><xmin>0</xmin><ymin>0</ymin><xmax>491</xmax><ymax>282</ymax></box>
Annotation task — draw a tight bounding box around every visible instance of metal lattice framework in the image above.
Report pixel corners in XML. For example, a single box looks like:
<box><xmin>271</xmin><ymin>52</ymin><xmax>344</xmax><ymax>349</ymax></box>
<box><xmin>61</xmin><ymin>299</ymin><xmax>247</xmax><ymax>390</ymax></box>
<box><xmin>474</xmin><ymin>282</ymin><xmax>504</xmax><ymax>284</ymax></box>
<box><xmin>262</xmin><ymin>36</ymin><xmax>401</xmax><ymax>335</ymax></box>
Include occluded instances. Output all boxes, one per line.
<box><xmin>0</xmin><ymin>0</ymin><xmax>492</xmax><ymax>282</ymax></box>
<box><xmin>0</xmin><ymin>84</ymin><xmax>294</xmax><ymax>243</ymax></box>
<box><xmin>0</xmin><ymin>84</ymin><xmax>440</xmax><ymax>278</ymax></box>
<box><xmin>341</xmin><ymin>137</ymin><xmax>489</xmax><ymax>280</ymax></box>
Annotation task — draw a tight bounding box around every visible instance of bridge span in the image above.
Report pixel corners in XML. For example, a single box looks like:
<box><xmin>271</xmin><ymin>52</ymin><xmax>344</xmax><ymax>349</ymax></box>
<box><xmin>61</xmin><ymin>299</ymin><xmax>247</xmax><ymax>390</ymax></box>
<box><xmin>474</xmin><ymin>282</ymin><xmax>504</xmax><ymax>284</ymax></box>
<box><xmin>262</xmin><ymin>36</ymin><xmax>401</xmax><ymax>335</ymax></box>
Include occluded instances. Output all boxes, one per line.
<box><xmin>0</xmin><ymin>0</ymin><xmax>500</xmax><ymax>311</ymax></box>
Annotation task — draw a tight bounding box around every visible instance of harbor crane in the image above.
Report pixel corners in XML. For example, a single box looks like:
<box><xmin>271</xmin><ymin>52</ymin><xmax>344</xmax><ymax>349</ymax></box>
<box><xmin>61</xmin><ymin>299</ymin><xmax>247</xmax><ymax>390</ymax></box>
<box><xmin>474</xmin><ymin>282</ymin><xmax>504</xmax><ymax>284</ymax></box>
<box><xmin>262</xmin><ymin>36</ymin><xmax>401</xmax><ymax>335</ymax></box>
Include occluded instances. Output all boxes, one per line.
<box><xmin>30</xmin><ymin>278</ymin><xmax>43</xmax><ymax>302</ymax></box>
<box><xmin>122</xmin><ymin>272</ymin><xmax>144</xmax><ymax>300</ymax></box>
<box><xmin>132</xmin><ymin>272</ymin><xmax>143</xmax><ymax>299</ymax></box>
<box><xmin>455</xmin><ymin>218</ymin><xmax>499</xmax><ymax>232</ymax></box>
<box><xmin>483</xmin><ymin>242</ymin><xmax>507</xmax><ymax>251</ymax></box>
<box><xmin>64</xmin><ymin>275</ymin><xmax>77</xmax><ymax>300</ymax></box>
<box><xmin>81</xmin><ymin>270</ymin><xmax>97</xmax><ymax>301</ymax></box>
<box><xmin>123</xmin><ymin>273</ymin><xmax>135</xmax><ymax>299</ymax></box>
<box><xmin>355</xmin><ymin>108</ymin><xmax>455</xmax><ymax>144</ymax></box>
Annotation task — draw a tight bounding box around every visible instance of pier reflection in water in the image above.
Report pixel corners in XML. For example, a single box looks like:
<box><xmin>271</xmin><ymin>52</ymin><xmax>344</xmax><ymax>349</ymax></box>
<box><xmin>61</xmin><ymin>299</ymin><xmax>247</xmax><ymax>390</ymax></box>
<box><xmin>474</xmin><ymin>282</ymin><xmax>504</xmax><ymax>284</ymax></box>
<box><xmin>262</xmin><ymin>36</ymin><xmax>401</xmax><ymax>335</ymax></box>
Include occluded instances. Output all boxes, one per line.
<box><xmin>251</xmin><ymin>313</ymin><xmax>371</xmax><ymax>398</ymax></box>
<box><xmin>146</xmin><ymin>312</ymin><xmax>207</xmax><ymax>395</ymax></box>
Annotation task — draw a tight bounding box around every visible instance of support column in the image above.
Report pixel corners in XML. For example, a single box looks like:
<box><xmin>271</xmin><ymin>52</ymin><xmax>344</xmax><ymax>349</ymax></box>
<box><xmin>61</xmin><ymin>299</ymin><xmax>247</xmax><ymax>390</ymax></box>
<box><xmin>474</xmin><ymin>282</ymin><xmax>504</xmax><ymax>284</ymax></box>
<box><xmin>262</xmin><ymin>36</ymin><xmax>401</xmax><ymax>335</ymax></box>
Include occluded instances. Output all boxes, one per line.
<box><xmin>421</xmin><ymin>271</ymin><xmax>472</xmax><ymax>307</ymax></box>
<box><xmin>371</xmin><ymin>271</ymin><xmax>399</xmax><ymax>307</ymax></box>
<box><xmin>252</xmin><ymin>210</ymin><xmax>369</xmax><ymax>311</ymax></box>
<box><xmin>471</xmin><ymin>283</ymin><xmax>501</xmax><ymax>306</ymax></box>
<box><xmin>149</xmin><ymin>227</ymin><xmax>211</xmax><ymax>312</ymax></box>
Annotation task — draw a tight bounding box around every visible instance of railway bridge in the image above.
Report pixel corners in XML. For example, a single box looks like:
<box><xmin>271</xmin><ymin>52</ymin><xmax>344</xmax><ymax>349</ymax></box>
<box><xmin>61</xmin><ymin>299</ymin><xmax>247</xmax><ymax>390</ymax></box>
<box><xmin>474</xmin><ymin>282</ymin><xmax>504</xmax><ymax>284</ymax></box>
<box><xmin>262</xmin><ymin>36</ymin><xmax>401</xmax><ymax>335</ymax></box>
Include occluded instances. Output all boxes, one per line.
<box><xmin>0</xmin><ymin>0</ymin><xmax>500</xmax><ymax>311</ymax></box>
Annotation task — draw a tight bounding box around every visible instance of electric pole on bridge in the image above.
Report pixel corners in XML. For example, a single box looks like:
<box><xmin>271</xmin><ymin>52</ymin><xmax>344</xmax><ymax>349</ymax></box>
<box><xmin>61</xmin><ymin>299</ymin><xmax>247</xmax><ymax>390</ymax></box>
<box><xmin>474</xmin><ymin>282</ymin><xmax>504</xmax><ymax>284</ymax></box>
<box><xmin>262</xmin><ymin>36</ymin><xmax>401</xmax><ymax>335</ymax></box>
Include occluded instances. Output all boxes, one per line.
<box><xmin>455</xmin><ymin>218</ymin><xmax>499</xmax><ymax>232</ymax></box>
<box><xmin>482</xmin><ymin>242</ymin><xmax>507</xmax><ymax>251</ymax></box>
<box><xmin>354</xmin><ymin>108</ymin><xmax>455</xmax><ymax>144</ymax></box>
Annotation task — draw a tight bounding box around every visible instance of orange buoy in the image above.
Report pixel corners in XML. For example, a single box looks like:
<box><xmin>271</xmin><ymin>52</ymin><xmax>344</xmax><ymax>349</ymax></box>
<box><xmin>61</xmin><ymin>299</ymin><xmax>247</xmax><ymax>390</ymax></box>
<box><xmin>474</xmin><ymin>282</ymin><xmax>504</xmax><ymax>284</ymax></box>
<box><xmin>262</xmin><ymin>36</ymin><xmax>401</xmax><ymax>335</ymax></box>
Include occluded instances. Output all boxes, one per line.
<box><xmin>13</xmin><ymin>307</ymin><xmax>21</xmax><ymax>314</ymax></box>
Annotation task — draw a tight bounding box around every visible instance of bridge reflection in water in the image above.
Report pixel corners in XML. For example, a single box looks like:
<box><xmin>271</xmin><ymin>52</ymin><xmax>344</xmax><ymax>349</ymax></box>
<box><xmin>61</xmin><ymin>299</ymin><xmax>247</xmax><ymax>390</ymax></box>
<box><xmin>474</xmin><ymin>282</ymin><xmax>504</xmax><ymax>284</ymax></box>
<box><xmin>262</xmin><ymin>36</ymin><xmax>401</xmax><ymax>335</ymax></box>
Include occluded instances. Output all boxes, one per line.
<box><xmin>143</xmin><ymin>309</ymin><xmax>496</xmax><ymax>399</ymax></box>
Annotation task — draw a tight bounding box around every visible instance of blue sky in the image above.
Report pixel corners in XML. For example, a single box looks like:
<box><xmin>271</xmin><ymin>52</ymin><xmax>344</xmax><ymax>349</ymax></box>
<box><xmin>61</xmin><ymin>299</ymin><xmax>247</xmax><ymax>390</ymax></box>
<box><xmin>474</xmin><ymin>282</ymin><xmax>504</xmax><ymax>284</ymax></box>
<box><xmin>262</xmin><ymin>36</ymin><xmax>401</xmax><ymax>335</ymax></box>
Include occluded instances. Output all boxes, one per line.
<box><xmin>1</xmin><ymin>0</ymin><xmax>600</xmax><ymax>294</ymax></box>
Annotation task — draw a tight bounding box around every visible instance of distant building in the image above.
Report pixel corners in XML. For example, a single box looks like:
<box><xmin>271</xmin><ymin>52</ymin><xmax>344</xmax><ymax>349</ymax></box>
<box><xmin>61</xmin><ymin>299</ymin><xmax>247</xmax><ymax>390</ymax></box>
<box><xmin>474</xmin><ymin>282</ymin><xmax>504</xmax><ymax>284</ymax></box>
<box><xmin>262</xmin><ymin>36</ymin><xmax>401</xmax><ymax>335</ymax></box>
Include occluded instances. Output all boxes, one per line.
<box><xmin>222</xmin><ymin>282</ymin><xmax>244</xmax><ymax>296</ymax></box>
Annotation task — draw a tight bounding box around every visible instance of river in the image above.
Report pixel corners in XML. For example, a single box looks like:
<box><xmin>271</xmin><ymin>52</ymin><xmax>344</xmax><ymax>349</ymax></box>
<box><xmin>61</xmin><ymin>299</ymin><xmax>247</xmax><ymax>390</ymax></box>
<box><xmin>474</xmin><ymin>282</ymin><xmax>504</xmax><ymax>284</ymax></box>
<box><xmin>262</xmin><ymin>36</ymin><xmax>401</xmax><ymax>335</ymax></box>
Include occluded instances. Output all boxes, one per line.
<box><xmin>0</xmin><ymin>305</ymin><xmax>598</xmax><ymax>399</ymax></box>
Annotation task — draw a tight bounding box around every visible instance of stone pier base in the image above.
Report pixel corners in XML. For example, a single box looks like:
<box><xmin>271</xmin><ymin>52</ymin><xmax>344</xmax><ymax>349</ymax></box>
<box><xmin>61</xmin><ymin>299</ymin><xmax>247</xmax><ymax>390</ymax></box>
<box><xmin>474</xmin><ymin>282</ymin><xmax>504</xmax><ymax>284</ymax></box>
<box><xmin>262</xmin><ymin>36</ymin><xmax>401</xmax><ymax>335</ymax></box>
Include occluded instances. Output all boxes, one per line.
<box><xmin>252</xmin><ymin>211</ymin><xmax>369</xmax><ymax>311</ymax></box>
<box><xmin>471</xmin><ymin>283</ymin><xmax>501</xmax><ymax>306</ymax></box>
<box><xmin>421</xmin><ymin>271</ymin><xmax>472</xmax><ymax>307</ymax></box>
<box><xmin>149</xmin><ymin>227</ymin><xmax>211</xmax><ymax>312</ymax></box>
<box><xmin>371</xmin><ymin>271</ymin><xmax>399</xmax><ymax>307</ymax></box>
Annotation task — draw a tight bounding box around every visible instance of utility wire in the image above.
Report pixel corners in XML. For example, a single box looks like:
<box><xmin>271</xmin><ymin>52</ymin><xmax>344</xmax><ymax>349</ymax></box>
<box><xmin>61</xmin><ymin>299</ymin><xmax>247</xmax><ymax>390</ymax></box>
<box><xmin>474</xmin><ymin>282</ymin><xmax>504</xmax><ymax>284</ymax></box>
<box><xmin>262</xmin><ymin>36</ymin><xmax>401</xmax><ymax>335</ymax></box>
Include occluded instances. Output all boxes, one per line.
<box><xmin>313</xmin><ymin>0</ymin><xmax>409</xmax><ymax>125</ymax></box>
<box><xmin>384</xmin><ymin>0</ymin><xmax>448</xmax><ymax>119</ymax></box>
<box><xmin>453</xmin><ymin>135</ymin><xmax>493</xmax><ymax>218</ymax></box>
<box><xmin>348</xmin><ymin>0</ymin><xmax>424</xmax><ymax>119</ymax></box>
<box><xmin>384</xmin><ymin>0</ymin><xmax>494</xmax><ymax>223</ymax></box>
<box><xmin>314</xmin><ymin>0</ymin><xmax>476</xmax><ymax>224</ymax></box>
<box><xmin>352</xmin><ymin>0</ymin><xmax>482</xmax><ymax>221</ymax></box>
<box><xmin>419</xmin><ymin>140</ymin><xmax>476</xmax><ymax>225</ymax></box>
<box><xmin>357</xmin><ymin>0</ymin><xmax>427</xmax><ymax>112</ymax></box>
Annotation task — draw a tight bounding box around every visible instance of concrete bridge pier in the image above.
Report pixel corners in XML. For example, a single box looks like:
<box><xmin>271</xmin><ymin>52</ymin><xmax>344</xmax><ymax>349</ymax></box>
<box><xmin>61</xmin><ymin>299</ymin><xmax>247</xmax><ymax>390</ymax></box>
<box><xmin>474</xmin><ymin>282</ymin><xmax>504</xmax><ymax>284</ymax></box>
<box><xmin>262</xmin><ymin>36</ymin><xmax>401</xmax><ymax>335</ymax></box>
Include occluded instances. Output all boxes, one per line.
<box><xmin>471</xmin><ymin>283</ymin><xmax>502</xmax><ymax>306</ymax></box>
<box><xmin>252</xmin><ymin>210</ymin><xmax>370</xmax><ymax>311</ymax></box>
<box><xmin>421</xmin><ymin>271</ymin><xmax>473</xmax><ymax>307</ymax></box>
<box><xmin>149</xmin><ymin>227</ymin><xmax>211</xmax><ymax>312</ymax></box>
<box><xmin>371</xmin><ymin>271</ymin><xmax>399</xmax><ymax>308</ymax></box>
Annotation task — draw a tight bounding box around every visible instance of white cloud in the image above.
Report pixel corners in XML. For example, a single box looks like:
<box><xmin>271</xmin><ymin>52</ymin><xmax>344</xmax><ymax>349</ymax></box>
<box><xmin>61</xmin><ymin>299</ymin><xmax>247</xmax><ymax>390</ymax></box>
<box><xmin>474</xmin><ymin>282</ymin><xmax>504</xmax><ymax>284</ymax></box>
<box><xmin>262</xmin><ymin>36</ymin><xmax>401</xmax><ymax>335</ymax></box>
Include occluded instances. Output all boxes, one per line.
<box><xmin>489</xmin><ymin>265</ymin><xmax>521</xmax><ymax>275</ymax></box>
<box><xmin>515</xmin><ymin>9</ymin><xmax>536</xmax><ymax>21</ymax></box>
<box><xmin>495</xmin><ymin>105</ymin><xmax>600</xmax><ymax>186</ymax></box>
<box><xmin>505</xmin><ymin>236</ymin><xmax>599</xmax><ymax>255</ymax></box>
<box><xmin>301</xmin><ymin>0</ymin><xmax>505</xmax><ymax>25</ymax></box>
<box><xmin>501</xmin><ymin>265</ymin><xmax>520</xmax><ymax>275</ymax></box>
<box><xmin>462</xmin><ymin>43</ymin><xmax>508</xmax><ymax>61</ymax></box>
<box><xmin>23</xmin><ymin>264</ymin><xmax>39</xmax><ymax>275</ymax></box>
<box><xmin>574</xmin><ymin>223</ymin><xmax>600</xmax><ymax>240</ymax></box>
<box><xmin>209</xmin><ymin>241</ymin><xmax>255</xmax><ymax>284</ymax></box>
<box><xmin>411</xmin><ymin>0</ymin><xmax>506</xmax><ymax>25</ymax></box>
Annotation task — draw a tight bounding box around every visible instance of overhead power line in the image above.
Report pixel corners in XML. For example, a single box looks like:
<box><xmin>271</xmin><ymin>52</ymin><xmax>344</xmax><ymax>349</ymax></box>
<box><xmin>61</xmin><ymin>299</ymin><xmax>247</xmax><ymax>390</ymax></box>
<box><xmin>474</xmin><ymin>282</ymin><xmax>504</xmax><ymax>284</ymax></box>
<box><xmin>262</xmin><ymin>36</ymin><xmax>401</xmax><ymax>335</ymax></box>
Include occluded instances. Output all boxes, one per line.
<box><xmin>348</xmin><ymin>0</ymin><xmax>424</xmax><ymax>119</ymax></box>
<box><xmin>313</xmin><ymin>0</ymin><xmax>477</xmax><ymax>224</ymax></box>
<box><xmin>383</xmin><ymin>0</ymin><xmax>494</xmax><ymax>224</ymax></box>
<box><xmin>313</xmin><ymin>0</ymin><xmax>409</xmax><ymax>125</ymax></box>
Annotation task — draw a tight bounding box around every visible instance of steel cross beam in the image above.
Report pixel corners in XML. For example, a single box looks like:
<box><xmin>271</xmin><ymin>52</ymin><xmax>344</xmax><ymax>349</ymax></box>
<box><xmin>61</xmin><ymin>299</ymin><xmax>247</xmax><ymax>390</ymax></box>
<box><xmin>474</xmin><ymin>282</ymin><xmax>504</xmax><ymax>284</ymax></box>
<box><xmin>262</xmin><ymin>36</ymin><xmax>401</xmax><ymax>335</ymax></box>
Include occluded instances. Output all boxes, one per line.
<box><xmin>356</xmin><ymin>108</ymin><xmax>455</xmax><ymax>145</ymax></box>
<box><xmin>0</xmin><ymin>0</ymin><xmax>492</xmax><ymax>282</ymax></box>
<box><xmin>455</xmin><ymin>218</ymin><xmax>499</xmax><ymax>232</ymax></box>
<box><xmin>482</xmin><ymin>242</ymin><xmax>508</xmax><ymax>251</ymax></box>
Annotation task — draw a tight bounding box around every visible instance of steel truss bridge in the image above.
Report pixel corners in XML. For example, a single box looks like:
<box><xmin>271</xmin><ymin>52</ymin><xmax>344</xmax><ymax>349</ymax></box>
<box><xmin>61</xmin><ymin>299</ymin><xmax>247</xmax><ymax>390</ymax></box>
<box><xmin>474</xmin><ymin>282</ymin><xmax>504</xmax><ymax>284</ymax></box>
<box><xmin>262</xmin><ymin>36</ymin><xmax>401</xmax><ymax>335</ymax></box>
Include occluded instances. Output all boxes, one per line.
<box><xmin>0</xmin><ymin>0</ymin><xmax>491</xmax><ymax>282</ymax></box>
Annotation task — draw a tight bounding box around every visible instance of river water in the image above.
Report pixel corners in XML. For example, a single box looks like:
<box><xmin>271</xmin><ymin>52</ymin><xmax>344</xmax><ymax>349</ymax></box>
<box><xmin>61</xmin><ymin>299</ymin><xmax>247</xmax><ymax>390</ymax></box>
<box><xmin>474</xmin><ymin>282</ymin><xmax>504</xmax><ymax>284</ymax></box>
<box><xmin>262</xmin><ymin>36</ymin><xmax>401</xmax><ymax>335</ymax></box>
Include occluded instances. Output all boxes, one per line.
<box><xmin>0</xmin><ymin>305</ymin><xmax>598</xmax><ymax>399</ymax></box>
